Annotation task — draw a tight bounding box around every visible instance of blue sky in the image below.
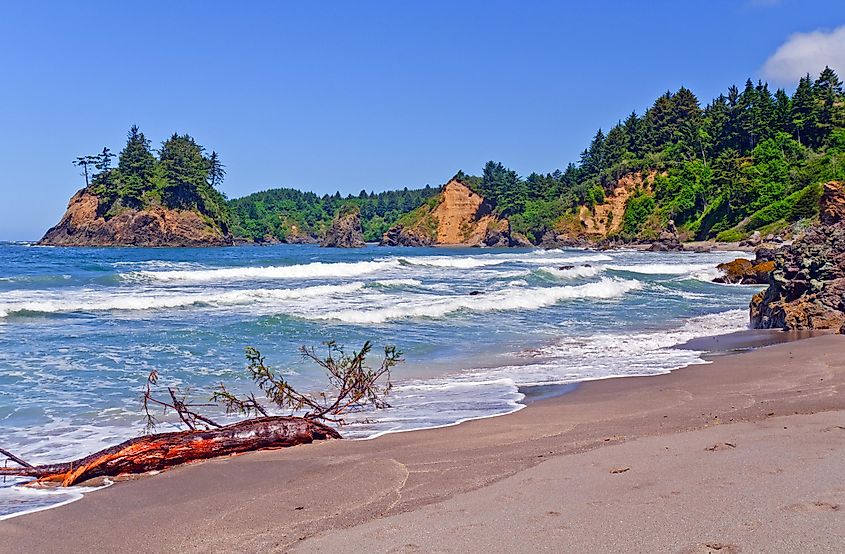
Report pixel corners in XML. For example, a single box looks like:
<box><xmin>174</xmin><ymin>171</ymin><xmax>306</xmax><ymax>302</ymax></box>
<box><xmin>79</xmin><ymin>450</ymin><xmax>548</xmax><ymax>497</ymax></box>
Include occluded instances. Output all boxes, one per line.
<box><xmin>1</xmin><ymin>0</ymin><xmax>844</xmax><ymax>240</ymax></box>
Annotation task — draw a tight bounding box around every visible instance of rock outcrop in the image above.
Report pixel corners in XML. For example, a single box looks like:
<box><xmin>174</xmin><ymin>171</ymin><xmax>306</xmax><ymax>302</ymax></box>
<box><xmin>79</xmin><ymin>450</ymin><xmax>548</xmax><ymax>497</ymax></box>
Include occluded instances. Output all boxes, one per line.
<box><xmin>321</xmin><ymin>207</ymin><xmax>365</xmax><ymax>248</ymax></box>
<box><xmin>381</xmin><ymin>178</ymin><xmax>521</xmax><ymax>247</ymax></box>
<box><xmin>38</xmin><ymin>189</ymin><xmax>233</xmax><ymax>247</ymax></box>
<box><xmin>647</xmin><ymin>220</ymin><xmax>683</xmax><ymax>252</ymax></box>
<box><xmin>750</xmin><ymin>181</ymin><xmax>845</xmax><ymax>330</ymax></box>
<box><xmin>285</xmin><ymin>224</ymin><xmax>319</xmax><ymax>245</ymax></box>
<box><xmin>713</xmin><ymin>255</ymin><xmax>775</xmax><ymax>285</ymax></box>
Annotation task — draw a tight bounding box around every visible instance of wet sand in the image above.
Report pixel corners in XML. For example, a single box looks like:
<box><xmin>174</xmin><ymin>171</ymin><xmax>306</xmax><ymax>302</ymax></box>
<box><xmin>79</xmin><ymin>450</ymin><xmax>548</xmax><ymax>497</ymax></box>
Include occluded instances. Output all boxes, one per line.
<box><xmin>1</xmin><ymin>334</ymin><xmax>844</xmax><ymax>553</ymax></box>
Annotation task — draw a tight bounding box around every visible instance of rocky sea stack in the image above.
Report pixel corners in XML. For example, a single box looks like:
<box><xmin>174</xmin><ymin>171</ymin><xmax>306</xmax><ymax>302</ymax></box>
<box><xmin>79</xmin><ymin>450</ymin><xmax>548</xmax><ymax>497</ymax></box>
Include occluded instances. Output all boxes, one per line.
<box><xmin>750</xmin><ymin>181</ymin><xmax>845</xmax><ymax>330</ymax></box>
<box><xmin>321</xmin><ymin>206</ymin><xmax>365</xmax><ymax>248</ymax></box>
<box><xmin>38</xmin><ymin>127</ymin><xmax>233</xmax><ymax>247</ymax></box>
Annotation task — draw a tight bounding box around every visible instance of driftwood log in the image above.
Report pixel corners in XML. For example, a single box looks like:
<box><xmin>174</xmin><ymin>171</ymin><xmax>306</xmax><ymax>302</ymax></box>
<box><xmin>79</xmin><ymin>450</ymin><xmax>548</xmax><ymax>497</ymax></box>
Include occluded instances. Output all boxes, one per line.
<box><xmin>0</xmin><ymin>416</ymin><xmax>340</xmax><ymax>487</ymax></box>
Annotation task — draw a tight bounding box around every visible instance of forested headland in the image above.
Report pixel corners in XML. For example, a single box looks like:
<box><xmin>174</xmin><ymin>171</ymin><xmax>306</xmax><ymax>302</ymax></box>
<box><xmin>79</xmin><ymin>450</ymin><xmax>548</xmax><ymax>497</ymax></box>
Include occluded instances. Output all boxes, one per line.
<box><xmin>57</xmin><ymin>67</ymin><xmax>845</xmax><ymax>246</ymax></box>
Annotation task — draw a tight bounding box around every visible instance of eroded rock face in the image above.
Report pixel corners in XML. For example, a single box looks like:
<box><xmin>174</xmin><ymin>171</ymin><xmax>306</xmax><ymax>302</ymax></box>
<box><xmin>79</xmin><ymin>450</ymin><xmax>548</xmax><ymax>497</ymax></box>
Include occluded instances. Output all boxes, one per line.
<box><xmin>821</xmin><ymin>181</ymin><xmax>845</xmax><ymax>225</ymax></box>
<box><xmin>285</xmin><ymin>224</ymin><xmax>319</xmax><ymax>244</ymax></box>
<box><xmin>381</xmin><ymin>178</ymin><xmax>519</xmax><ymax>247</ymax></box>
<box><xmin>38</xmin><ymin>189</ymin><xmax>233</xmax><ymax>247</ymax></box>
<box><xmin>321</xmin><ymin>208</ymin><xmax>365</xmax><ymax>248</ymax></box>
<box><xmin>750</xmin><ymin>181</ymin><xmax>845</xmax><ymax>330</ymax></box>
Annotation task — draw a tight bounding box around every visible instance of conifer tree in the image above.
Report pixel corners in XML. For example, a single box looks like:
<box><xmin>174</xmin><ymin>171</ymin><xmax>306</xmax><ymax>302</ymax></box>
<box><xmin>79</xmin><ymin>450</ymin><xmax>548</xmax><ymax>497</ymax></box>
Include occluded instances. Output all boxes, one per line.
<box><xmin>791</xmin><ymin>75</ymin><xmax>816</xmax><ymax>146</ymax></box>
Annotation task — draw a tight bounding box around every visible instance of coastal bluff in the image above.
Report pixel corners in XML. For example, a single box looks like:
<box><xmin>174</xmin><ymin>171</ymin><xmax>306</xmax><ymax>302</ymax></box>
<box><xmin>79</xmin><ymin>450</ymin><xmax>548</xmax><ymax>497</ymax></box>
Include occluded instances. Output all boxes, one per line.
<box><xmin>381</xmin><ymin>178</ymin><xmax>527</xmax><ymax>247</ymax></box>
<box><xmin>38</xmin><ymin>188</ymin><xmax>233</xmax><ymax>247</ymax></box>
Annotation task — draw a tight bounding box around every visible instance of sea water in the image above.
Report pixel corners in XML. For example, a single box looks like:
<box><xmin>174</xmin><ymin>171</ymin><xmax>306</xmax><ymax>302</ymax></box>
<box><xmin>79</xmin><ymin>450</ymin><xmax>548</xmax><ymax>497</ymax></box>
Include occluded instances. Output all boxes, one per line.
<box><xmin>0</xmin><ymin>242</ymin><xmax>760</xmax><ymax>517</ymax></box>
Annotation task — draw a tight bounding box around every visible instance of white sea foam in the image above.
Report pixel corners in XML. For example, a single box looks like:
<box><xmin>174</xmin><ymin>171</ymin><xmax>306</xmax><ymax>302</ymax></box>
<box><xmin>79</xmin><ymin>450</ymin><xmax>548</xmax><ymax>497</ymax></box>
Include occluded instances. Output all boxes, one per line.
<box><xmin>538</xmin><ymin>265</ymin><xmax>603</xmax><ymax>279</ymax></box>
<box><xmin>606</xmin><ymin>263</ymin><xmax>717</xmax><ymax>275</ymax></box>
<box><xmin>504</xmin><ymin>309</ymin><xmax>750</xmax><ymax>385</ymax></box>
<box><xmin>524</xmin><ymin>253</ymin><xmax>613</xmax><ymax>264</ymax></box>
<box><xmin>0</xmin><ymin>283</ymin><xmax>364</xmax><ymax>317</ymax></box>
<box><xmin>131</xmin><ymin>260</ymin><xmax>401</xmax><ymax>283</ymax></box>
<box><xmin>398</xmin><ymin>256</ymin><xmax>509</xmax><ymax>269</ymax></box>
<box><xmin>312</xmin><ymin>278</ymin><xmax>642</xmax><ymax>324</ymax></box>
<box><xmin>372</xmin><ymin>278</ymin><xmax>424</xmax><ymax>288</ymax></box>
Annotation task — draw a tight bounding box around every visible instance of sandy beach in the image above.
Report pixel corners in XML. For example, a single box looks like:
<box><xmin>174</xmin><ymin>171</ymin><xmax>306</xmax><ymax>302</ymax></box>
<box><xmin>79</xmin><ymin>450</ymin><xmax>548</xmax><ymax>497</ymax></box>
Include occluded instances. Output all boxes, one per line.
<box><xmin>1</xmin><ymin>333</ymin><xmax>844</xmax><ymax>553</ymax></box>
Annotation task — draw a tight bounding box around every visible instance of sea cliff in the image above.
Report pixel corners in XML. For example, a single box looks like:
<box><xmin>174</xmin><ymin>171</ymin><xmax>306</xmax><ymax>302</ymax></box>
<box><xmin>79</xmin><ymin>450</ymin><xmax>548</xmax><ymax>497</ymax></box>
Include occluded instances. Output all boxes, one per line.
<box><xmin>39</xmin><ymin>189</ymin><xmax>233</xmax><ymax>247</ymax></box>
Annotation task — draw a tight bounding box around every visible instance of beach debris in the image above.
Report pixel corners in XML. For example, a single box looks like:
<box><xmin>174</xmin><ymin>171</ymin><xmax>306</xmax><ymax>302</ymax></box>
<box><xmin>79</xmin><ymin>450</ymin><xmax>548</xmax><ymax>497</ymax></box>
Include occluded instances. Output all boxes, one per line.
<box><xmin>609</xmin><ymin>466</ymin><xmax>630</xmax><ymax>474</ymax></box>
<box><xmin>0</xmin><ymin>417</ymin><xmax>340</xmax><ymax>487</ymax></box>
<box><xmin>705</xmin><ymin>442</ymin><xmax>736</xmax><ymax>452</ymax></box>
<box><xmin>210</xmin><ymin>341</ymin><xmax>399</xmax><ymax>425</ymax></box>
<box><xmin>1</xmin><ymin>340</ymin><xmax>400</xmax><ymax>487</ymax></box>
<box><xmin>0</xmin><ymin>447</ymin><xmax>32</xmax><ymax>468</ymax></box>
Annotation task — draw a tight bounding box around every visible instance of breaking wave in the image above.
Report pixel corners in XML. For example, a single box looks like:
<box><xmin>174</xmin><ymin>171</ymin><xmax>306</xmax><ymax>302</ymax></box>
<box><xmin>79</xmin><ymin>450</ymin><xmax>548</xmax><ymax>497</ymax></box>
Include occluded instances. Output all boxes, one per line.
<box><xmin>537</xmin><ymin>265</ymin><xmax>603</xmax><ymax>279</ymax></box>
<box><xmin>311</xmin><ymin>278</ymin><xmax>642</xmax><ymax>324</ymax></box>
<box><xmin>0</xmin><ymin>283</ymin><xmax>364</xmax><ymax>318</ymax></box>
<box><xmin>606</xmin><ymin>263</ymin><xmax>718</xmax><ymax>275</ymax></box>
<box><xmin>130</xmin><ymin>260</ymin><xmax>401</xmax><ymax>283</ymax></box>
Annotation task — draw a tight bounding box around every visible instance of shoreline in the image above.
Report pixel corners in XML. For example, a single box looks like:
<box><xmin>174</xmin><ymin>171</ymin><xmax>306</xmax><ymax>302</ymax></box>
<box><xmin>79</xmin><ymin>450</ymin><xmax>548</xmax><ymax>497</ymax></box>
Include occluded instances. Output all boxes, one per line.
<box><xmin>2</xmin><ymin>331</ymin><xmax>843</xmax><ymax>552</ymax></box>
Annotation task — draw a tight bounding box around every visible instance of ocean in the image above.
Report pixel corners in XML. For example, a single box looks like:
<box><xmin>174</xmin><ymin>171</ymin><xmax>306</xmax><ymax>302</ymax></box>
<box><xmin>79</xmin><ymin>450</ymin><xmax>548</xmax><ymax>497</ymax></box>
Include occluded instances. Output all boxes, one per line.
<box><xmin>0</xmin><ymin>242</ymin><xmax>759</xmax><ymax>518</ymax></box>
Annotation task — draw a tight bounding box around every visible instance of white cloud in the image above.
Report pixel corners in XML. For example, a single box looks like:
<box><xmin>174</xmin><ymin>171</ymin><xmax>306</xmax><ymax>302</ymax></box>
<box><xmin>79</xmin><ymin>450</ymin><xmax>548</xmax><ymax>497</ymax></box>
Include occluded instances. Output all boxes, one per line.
<box><xmin>761</xmin><ymin>25</ymin><xmax>845</xmax><ymax>83</ymax></box>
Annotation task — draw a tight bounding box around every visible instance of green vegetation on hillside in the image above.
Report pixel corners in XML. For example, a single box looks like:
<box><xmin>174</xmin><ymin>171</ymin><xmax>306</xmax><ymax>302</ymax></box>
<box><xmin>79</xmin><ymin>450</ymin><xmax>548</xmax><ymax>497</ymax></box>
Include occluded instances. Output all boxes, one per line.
<box><xmin>79</xmin><ymin>67</ymin><xmax>844</xmax><ymax>246</ymax></box>
<box><xmin>227</xmin><ymin>186</ymin><xmax>439</xmax><ymax>242</ymax></box>
<box><xmin>457</xmin><ymin>67</ymin><xmax>845</xmax><ymax>242</ymax></box>
<box><xmin>80</xmin><ymin>126</ymin><xmax>231</xmax><ymax>233</ymax></box>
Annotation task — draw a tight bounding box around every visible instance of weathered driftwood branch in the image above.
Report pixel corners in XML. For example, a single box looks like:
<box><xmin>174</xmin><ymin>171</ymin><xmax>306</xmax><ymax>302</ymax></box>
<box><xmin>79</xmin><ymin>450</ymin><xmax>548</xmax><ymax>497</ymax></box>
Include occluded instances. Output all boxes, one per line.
<box><xmin>0</xmin><ymin>447</ymin><xmax>32</xmax><ymax>468</ymax></box>
<box><xmin>0</xmin><ymin>416</ymin><xmax>340</xmax><ymax>487</ymax></box>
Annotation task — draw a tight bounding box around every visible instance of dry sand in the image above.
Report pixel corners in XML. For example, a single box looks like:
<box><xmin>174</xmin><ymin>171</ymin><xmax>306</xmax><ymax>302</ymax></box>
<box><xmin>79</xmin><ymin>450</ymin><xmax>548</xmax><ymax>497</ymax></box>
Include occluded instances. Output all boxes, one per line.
<box><xmin>1</xmin><ymin>334</ymin><xmax>844</xmax><ymax>553</ymax></box>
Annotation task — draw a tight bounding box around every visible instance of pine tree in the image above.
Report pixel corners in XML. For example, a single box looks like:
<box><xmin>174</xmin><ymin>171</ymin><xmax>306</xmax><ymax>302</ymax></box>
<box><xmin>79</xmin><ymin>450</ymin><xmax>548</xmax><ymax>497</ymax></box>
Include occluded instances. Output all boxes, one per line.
<box><xmin>791</xmin><ymin>75</ymin><xmax>816</xmax><ymax>146</ymax></box>
<box><xmin>754</xmin><ymin>81</ymin><xmax>775</xmax><ymax>143</ymax></box>
<box><xmin>645</xmin><ymin>92</ymin><xmax>676</xmax><ymax>151</ymax></box>
<box><xmin>671</xmin><ymin>87</ymin><xmax>703</xmax><ymax>159</ymax></box>
<box><xmin>207</xmin><ymin>151</ymin><xmax>226</xmax><ymax>190</ymax></box>
<box><xmin>736</xmin><ymin>79</ymin><xmax>759</xmax><ymax>152</ymax></box>
<box><xmin>579</xmin><ymin>129</ymin><xmax>606</xmax><ymax>176</ymax></box>
<box><xmin>118</xmin><ymin>125</ymin><xmax>156</xmax><ymax>182</ymax></box>
<box><xmin>73</xmin><ymin>155</ymin><xmax>99</xmax><ymax>187</ymax></box>
<box><xmin>115</xmin><ymin>125</ymin><xmax>157</xmax><ymax>206</ymax></box>
<box><xmin>814</xmin><ymin>66</ymin><xmax>844</xmax><ymax>144</ymax></box>
<box><xmin>94</xmin><ymin>147</ymin><xmax>114</xmax><ymax>173</ymax></box>
<box><xmin>622</xmin><ymin>111</ymin><xmax>643</xmax><ymax>156</ymax></box>
<box><xmin>773</xmin><ymin>88</ymin><xmax>792</xmax><ymax>133</ymax></box>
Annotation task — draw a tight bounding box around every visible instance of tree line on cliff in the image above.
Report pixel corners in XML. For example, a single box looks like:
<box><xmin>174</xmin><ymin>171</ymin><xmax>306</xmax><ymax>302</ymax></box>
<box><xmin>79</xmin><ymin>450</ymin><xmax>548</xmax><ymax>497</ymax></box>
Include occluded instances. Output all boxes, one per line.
<box><xmin>467</xmin><ymin>66</ymin><xmax>845</xmax><ymax>243</ymax></box>
<box><xmin>227</xmin><ymin>185</ymin><xmax>440</xmax><ymax>242</ymax></box>
<box><xmin>75</xmin><ymin>67</ymin><xmax>844</xmax><ymax>245</ymax></box>
<box><xmin>76</xmin><ymin>125</ymin><xmax>231</xmax><ymax>234</ymax></box>
<box><xmin>224</xmin><ymin>67</ymin><xmax>844</xmax><ymax>244</ymax></box>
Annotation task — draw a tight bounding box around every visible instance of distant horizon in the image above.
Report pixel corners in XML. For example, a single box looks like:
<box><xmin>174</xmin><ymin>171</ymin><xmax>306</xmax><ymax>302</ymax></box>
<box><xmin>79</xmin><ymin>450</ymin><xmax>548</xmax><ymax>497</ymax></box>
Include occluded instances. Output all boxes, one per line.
<box><xmin>2</xmin><ymin>0</ymin><xmax>844</xmax><ymax>240</ymax></box>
